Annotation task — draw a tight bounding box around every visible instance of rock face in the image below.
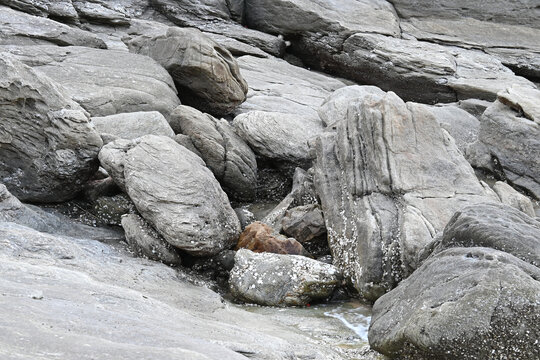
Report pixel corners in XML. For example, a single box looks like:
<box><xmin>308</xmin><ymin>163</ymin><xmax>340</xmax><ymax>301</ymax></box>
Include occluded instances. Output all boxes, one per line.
<box><xmin>427</xmin><ymin>202</ymin><xmax>540</xmax><ymax>269</ymax></box>
<box><xmin>468</xmin><ymin>86</ymin><xmax>540</xmax><ymax>199</ymax></box>
<box><xmin>128</xmin><ymin>27</ymin><xmax>248</xmax><ymax>116</ymax></box>
<box><xmin>91</xmin><ymin>111</ymin><xmax>175</xmax><ymax>140</ymax></box>
<box><xmin>0</xmin><ymin>54</ymin><xmax>102</xmax><ymax>202</ymax></box>
<box><xmin>121</xmin><ymin>213</ymin><xmax>182</xmax><ymax>265</ymax></box>
<box><xmin>1</xmin><ymin>45</ymin><xmax>180</xmax><ymax>119</ymax></box>
<box><xmin>312</xmin><ymin>90</ymin><xmax>497</xmax><ymax>301</ymax></box>
<box><xmin>236</xmin><ymin>221</ymin><xmax>309</xmax><ymax>256</ymax></box>
<box><xmin>0</xmin><ymin>5</ymin><xmax>106</xmax><ymax>48</ymax></box>
<box><xmin>99</xmin><ymin>135</ymin><xmax>240</xmax><ymax>256</ymax></box>
<box><xmin>369</xmin><ymin>247</ymin><xmax>540</xmax><ymax>359</ymax></box>
<box><xmin>230</xmin><ymin>249</ymin><xmax>340</xmax><ymax>306</ymax></box>
<box><xmin>233</xmin><ymin>111</ymin><xmax>323</xmax><ymax>164</ymax></box>
<box><xmin>170</xmin><ymin>105</ymin><xmax>257</xmax><ymax>201</ymax></box>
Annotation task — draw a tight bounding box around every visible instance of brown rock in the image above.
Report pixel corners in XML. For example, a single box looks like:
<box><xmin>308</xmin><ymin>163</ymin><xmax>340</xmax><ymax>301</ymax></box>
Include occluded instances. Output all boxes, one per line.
<box><xmin>236</xmin><ymin>222</ymin><xmax>310</xmax><ymax>256</ymax></box>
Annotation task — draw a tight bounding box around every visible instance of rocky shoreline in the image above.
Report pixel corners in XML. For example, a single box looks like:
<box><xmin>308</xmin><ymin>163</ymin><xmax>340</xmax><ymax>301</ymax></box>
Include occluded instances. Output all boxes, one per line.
<box><xmin>0</xmin><ymin>1</ymin><xmax>539</xmax><ymax>359</ymax></box>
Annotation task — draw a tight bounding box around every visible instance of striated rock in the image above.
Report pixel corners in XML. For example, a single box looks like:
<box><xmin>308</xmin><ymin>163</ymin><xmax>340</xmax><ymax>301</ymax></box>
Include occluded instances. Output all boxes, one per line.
<box><xmin>312</xmin><ymin>90</ymin><xmax>498</xmax><ymax>301</ymax></box>
<box><xmin>369</xmin><ymin>247</ymin><xmax>540</xmax><ymax>359</ymax></box>
<box><xmin>236</xmin><ymin>221</ymin><xmax>309</xmax><ymax>256</ymax></box>
<box><xmin>99</xmin><ymin>135</ymin><xmax>240</xmax><ymax>256</ymax></box>
<box><xmin>0</xmin><ymin>6</ymin><xmax>106</xmax><ymax>48</ymax></box>
<box><xmin>121</xmin><ymin>213</ymin><xmax>182</xmax><ymax>265</ymax></box>
<box><xmin>0</xmin><ymin>0</ymin><xmax>79</xmax><ymax>20</ymax></box>
<box><xmin>91</xmin><ymin>111</ymin><xmax>174</xmax><ymax>140</ymax></box>
<box><xmin>0</xmin><ymin>54</ymin><xmax>102</xmax><ymax>202</ymax></box>
<box><xmin>71</xmin><ymin>0</ymin><xmax>131</xmax><ymax>25</ymax></box>
<box><xmin>128</xmin><ymin>27</ymin><xmax>247</xmax><ymax>116</ymax></box>
<box><xmin>235</xmin><ymin>55</ymin><xmax>346</xmax><ymax>118</ymax></box>
<box><xmin>230</xmin><ymin>248</ymin><xmax>340</xmax><ymax>306</ymax></box>
<box><xmin>233</xmin><ymin>111</ymin><xmax>323</xmax><ymax>164</ymax></box>
<box><xmin>425</xmin><ymin>202</ymin><xmax>540</xmax><ymax>269</ymax></box>
<box><xmin>170</xmin><ymin>105</ymin><xmax>257</xmax><ymax>201</ymax></box>
<box><xmin>204</xmin><ymin>32</ymin><xmax>270</xmax><ymax>58</ymax></box>
<box><xmin>468</xmin><ymin>85</ymin><xmax>540</xmax><ymax>199</ymax></box>
<box><xmin>1</xmin><ymin>45</ymin><xmax>180</xmax><ymax>119</ymax></box>
<box><xmin>281</xmin><ymin>204</ymin><xmax>326</xmax><ymax>243</ymax></box>
<box><xmin>493</xmin><ymin>181</ymin><xmax>536</xmax><ymax>217</ymax></box>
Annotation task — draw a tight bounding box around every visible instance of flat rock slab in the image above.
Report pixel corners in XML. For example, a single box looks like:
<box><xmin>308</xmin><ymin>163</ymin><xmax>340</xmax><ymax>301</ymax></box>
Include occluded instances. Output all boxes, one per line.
<box><xmin>0</xmin><ymin>44</ymin><xmax>180</xmax><ymax>119</ymax></box>
<box><xmin>369</xmin><ymin>247</ymin><xmax>540</xmax><ymax>359</ymax></box>
<box><xmin>91</xmin><ymin>111</ymin><xmax>174</xmax><ymax>140</ymax></box>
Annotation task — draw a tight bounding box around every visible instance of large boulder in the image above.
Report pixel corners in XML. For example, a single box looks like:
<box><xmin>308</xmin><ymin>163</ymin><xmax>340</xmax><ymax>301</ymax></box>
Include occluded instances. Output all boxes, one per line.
<box><xmin>128</xmin><ymin>27</ymin><xmax>248</xmax><ymax>116</ymax></box>
<box><xmin>1</xmin><ymin>45</ymin><xmax>180</xmax><ymax>119</ymax></box>
<box><xmin>312</xmin><ymin>90</ymin><xmax>498</xmax><ymax>301</ymax></box>
<box><xmin>468</xmin><ymin>85</ymin><xmax>540</xmax><ymax>199</ymax></box>
<box><xmin>99</xmin><ymin>135</ymin><xmax>240</xmax><ymax>256</ymax></box>
<box><xmin>91</xmin><ymin>111</ymin><xmax>175</xmax><ymax>141</ymax></box>
<box><xmin>369</xmin><ymin>247</ymin><xmax>540</xmax><ymax>359</ymax></box>
<box><xmin>230</xmin><ymin>249</ymin><xmax>340</xmax><ymax>306</ymax></box>
<box><xmin>169</xmin><ymin>105</ymin><xmax>257</xmax><ymax>201</ymax></box>
<box><xmin>0</xmin><ymin>54</ymin><xmax>102</xmax><ymax>202</ymax></box>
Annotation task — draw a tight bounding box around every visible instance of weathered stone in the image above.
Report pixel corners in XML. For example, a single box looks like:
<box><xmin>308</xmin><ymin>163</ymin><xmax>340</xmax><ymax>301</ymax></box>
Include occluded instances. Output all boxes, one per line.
<box><xmin>0</xmin><ymin>54</ymin><xmax>102</xmax><ymax>202</ymax></box>
<box><xmin>468</xmin><ymin>86</ymin><xmax>540</xmax><ymax>199</ymax></box>
<box><xmin>1</xmin><ymin>45</ymin><xmax>180</xmax><ymax>119</ymax></box>
<box><xmin>312</xmin><ymin>90</ymin><xmax>497</xmax><ymax>301</ymax></box>
<box><xmin>204</xmin><ymin>32</ymin><xmax>270</xmax><ymax>58</ymax></box>
<box><xmin>281</xmin><ymin>204</ymin><xmax>326</xmax><ymax>243</ymax></box>
<box><xmin>91</xmin><ymin>111</ymin><xmax>175</xmax><ymax>140</ymax></box>
<box><xmin>172</xmin><ymin>134</ymin><xmax>203</xmax><ymax>158</ymax></box>
<box><xmin>236</xmin><ymin>222</ymin><xmax>309</xmax><ymax>256</ymax></box>
<box><xmin>91</xmin><ymin>193</ymin><xmax>136</xmax><ymax>226</ymax></box>
<box><xmin>128</xmin><ymin>27</ymin><xmax>247</xmax><ymax>116</ymax></box>
<box><xmin>99</xmin><ymin>135</ymin><xmax>241</xmax><ymax>256</ymax></box>
<box><xmin>0</xmin><ymin>0</ymin><xmax>78</xmax><ymax>20</ymax></box>
<box><xmin>233</xmin><ymin>111</ymin><xmax>323</xmax><ymax>163</ymax></box>
<box><xmin>170</xmin><ymin>105</ymin><xmax>257</xmax><ymax>201</ymax></box>
<box><xmin>427</xmin><ymin>202</ymin><xmax>540</xmax><ymax>269</ymax></box>
<box><xmin>0</xmin><ymin>6</ymin><xmax>106</xmax><ymax>48</ymax></box>
<box><xmin>369</xmin><ymin>247</ymin><xmax>540</xmax><ymax>360</ymax></box>
<box><xmin>493</xmin><ymin>181</ymin><xmax>536</xmax><ymax>217</ymax></box>
<box><xmin>230</xmin><ymin>248</ymin><xmax>340</xmax><ymax>306</ymax></box>
<box><xmin>121</xmin><ymin>213</ymin><xmax>182</xmax><ymax>265</ymax></box>
<box><xmin>72</xmin><ymin>0</ymin><xmax>131</xmax><ymax>25</ymax></box>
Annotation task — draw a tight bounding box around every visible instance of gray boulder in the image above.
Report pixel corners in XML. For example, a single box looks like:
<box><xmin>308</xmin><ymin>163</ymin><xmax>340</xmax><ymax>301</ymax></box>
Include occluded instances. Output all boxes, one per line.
<box><xmin>281</xmin><ymin>204</ymin><xmax>326</xmax><ymax>243</ymax></box>
<box><xmin>121</xmin><ymin>213</ymin><xmax>182</xmax><ymax>265</ymax></box>
<box><xmin>91</xmin><ymin>111</ymin><xmax>175</xmax><ymax>140</ymax></box>
<box><xmin>99</xmin><ymin>135</ymin><xmax>241</xmax><ymax>256</ymax></box>
<box><xmin>0</xmin><ymin>5</ymin><xmax>106</xmax><ymax>48</ymax></box>
<box><xmin>369</xmin><ymin>247</ymin><xmax>540</xmax><ymax>359</ymax></box>
<box><xmin>0</xmin><ymin>54</ymin><xmax>102</xmax><ymax>202</ymax></box>
<box><xmin>128</xmin><ymin>27</ymin><xmax>247</xmax><ymax>116</ymax></box>
<box><xmin>230</xmin><ymin>249</ymin><xmax>340</xmax><ymax>306</ymax></box>
<box><xmin>1</xmin><ymin>45</ymin><xmax>180</xmax><ymax>119</ymax></box>
<box><xmin>312</xmin><ymin>90</ymin><xmax>498</xmax><ymax>301</ymax></box>
<box><xmin>492</xmin><ymin>181</ymin><xmax>536</xmax><ymax>217</ymax></box>
<box><xmin>233</xmin><ymin>111</ymin><xmax>323</xmax><ymax>164</ymax></box>
<box><xmin>0</xmin><ymin>0</ymin><xmax>79</xmax><ymax>20</ymax></box>
<box><xmin>426</xmin><ymin>202</ymin><xmax>540</xmax><ymax>269</ymax></box>
<box><xmin>468</xmin><ymin>85</ymin><xmax>540</xmax><ymax>199</ymax></box>
<box><xmin>170</xmin><ymin>105</ymin><xmax>257</xmax><ymax>201</ymax></box>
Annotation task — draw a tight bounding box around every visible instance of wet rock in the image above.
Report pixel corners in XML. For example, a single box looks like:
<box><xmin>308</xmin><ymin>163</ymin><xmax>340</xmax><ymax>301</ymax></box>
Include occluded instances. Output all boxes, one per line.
<box><xmin>99</xmin><ymin>135</ymin><xmax>240</xmax><ymax>256</ymax></box>
<box><xmin>128</xmin><ymin>27</ymin><xmax>247</xmax><ymax>116</ymax></box>
<box><xmin>92</xmin><ymin>193</ymin><xmax>136</xmax><ymax>226</ymax></box>
<box><xmin>121</xmin><ymin>213</ymin><xmax>182</xmax><ymax>265</ymax></box>
<box><xmin>236</xmin><ymin>221</ymin><xmax>309</xmax><ymax>256</ymax></box>
<box><xmin>233</xmin><ymin>111</ymin><xmax>323</xmax><ymax>164</ymax></box>
<box><xmin>91</xmin><ymin>111</ymin><xmax>174</xmax><ymax>140</ymax></box>
<box><xmin>312</xmin><ymin>90</ymin><xmax>498</xmax><ymax>301</ymax></box>
<box><xmin>1</xmin><ymin>45</ymin><xmax>180</xmax><ymax>119</ymax></box>
<box><xmin>425</xmin><ymin>202</ymin><xmax>540</xmax><ymax>269</ymax></box>
<box><xmin>493</xmin><ymin>181</ymin><xmax>536</xmax><ymax>217</ymax></box>
<box><xmin>234</xmin><ymin>207</ymin><xmax>256</xmax><ymax>230</ymax></box>
<box><xmin>281</xmin><ymin>204</ymin><xmax>326</xmax><ymax>243</ymax></box>
<box><xmin>230</xmin><ymin>248</ymin><xmax>340</xmax><ymax>306</ymax></box>
<box><xmin>369</xmin><ymin>247</ymin><xmax>540</xmax><ymax>360</ymax></box>
<box><xmin>468</xmin><ymin>85</ymin><xmax>540</xmax><ymax>199</ymax></box>
<box><xmin>0</xmin><ymin>54</ymin><xmax>102</xmax><ymax>202</ymax></box>
<box><xmin>170</xmin><ymin>105</ymin><xmax>257</xmax><ymax>201</ymax></box>
<box><xmin>0</xmin><ymin>6</ymin><xmax>106</xmax><ymax>48</ymax></box>
<box><xmin>82</xmin><ymin>176</ymin><xmax>118</xmax><ymax>202</ymax></box>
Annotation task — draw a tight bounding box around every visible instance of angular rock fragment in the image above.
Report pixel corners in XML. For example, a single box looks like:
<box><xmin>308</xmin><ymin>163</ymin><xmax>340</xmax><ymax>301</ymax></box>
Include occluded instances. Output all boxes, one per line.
<box><xmin>281</xmin><ymin>204</ymin><xmax>326</xmax><ymax>243</ymax></box>
<box><xmin>230</xmin><ymin>249</ymin><xmax>340</xmax><ymax>306</ymax></box>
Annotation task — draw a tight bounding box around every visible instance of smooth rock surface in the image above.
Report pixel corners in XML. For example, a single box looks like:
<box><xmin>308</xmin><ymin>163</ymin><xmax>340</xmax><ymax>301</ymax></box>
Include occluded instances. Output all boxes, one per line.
<box><xmin>100</xmin><ymin>135</ymin><xmax>241</xmax><ymax>256</ymax></box>
<box><xmin>91</xmin><ymin>111</ymin><xmax>174</xmax><ymax>140</ymax></box>
<box><xmin>230</xmin><ymin>249</ymin><xmax>340</xmax><ymax>306</ymax></box>
<box><xmin>0</xmin><ymin>54</ymin><xmax>102</xmax><ymax>202</ymax></box>
<box><xmin>170</xmin><ymin>105</ymin><xmax>257</xmax><ymax>201</ymax></box>
<box><xmin>236</xmin><ymin>221</ymin><xmax>309</xmax><ymax>256</ymax></box>
<box><xmin>369</xmin><ymin>247</ymin><xmax>540</xmax><ymax>359</ymax></box>
<box><xmin>493</xmin><ymin>181</ymin><xmax>536</xmax><ymax>217</ymax></box>
<box><xmin>128</xmin><ymin>27</ymin><xmax>248</xmax><ymax>116</ymax></box>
